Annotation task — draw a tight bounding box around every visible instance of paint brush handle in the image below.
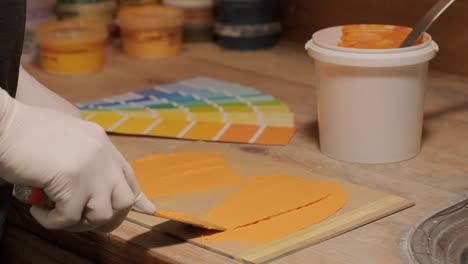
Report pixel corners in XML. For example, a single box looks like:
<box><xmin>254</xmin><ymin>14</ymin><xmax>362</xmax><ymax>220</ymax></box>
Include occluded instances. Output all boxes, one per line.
<box><xmin>13</xmin><ymin>185</ymin><xmax>55</xmax><ymax>209</ymax></box>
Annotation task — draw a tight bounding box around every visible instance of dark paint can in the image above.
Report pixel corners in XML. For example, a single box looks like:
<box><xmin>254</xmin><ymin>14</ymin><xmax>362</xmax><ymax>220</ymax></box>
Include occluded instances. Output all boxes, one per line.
<box><xmin>214</xmin><ymin>0</ymin><xmax>281</xmax><ymax>50</ymax></box>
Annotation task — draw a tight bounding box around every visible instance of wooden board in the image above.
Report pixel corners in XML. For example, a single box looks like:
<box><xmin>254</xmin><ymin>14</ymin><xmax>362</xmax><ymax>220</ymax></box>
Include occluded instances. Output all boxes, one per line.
<box><xmin>125</xmin><ymin>143</ymin><xmax>413</xmax><ymax>263</ymax></box>
<box><xmin>17</xmin><ymin>43</ymin><xmax>468</xmax><ymax>263</ymax></box>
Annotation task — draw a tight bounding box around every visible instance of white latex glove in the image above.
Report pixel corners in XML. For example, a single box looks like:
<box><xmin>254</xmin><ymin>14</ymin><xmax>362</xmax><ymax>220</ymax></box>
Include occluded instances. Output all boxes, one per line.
<box><xmin>0</xmin><ymin>89</ymin><xmax>156</xmax><ymax>232</ymax></box>
<box><xmin>16</xmin><ymin>66</ymin><xmax>82</xmax><ymax>119</ymax></box>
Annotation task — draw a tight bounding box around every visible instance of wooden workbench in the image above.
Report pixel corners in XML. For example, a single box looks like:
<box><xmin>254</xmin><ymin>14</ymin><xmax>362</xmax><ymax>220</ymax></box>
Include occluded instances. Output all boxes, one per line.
<box><xmin>4</xmin><ymin>42</ymin><xmax>468</xmax><ymax>263</ymax></box>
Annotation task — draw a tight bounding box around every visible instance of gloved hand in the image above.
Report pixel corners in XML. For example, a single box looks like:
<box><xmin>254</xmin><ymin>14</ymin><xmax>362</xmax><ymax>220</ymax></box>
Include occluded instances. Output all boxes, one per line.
<box><xmin>0</xmin><ymin>89</ymin><xmax>156</xmax><ymax>232</ymax></box>
<box><xmin>16</xmin><ymin>66</ymin><xmax>82</xmax><ymax>119</ymax></box>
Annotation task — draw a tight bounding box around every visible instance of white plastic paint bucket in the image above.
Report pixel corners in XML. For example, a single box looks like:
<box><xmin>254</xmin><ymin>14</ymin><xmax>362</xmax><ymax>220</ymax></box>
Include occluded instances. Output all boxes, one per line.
<box><xmin>305</xmin><ymin>25</ymin><xmax>439</xmax><ymax>164</ymax></box>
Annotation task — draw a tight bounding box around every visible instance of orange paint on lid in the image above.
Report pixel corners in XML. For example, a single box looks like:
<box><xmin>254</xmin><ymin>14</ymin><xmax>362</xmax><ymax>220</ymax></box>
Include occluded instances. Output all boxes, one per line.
<box><xmin>338</xmin><ymin>24</ymin><xmax>423</xmax><ymax>49</ymax></box>
<box><xmin>117</xmin><ymin>5</ymin><xmax>183</xmax><ymax>30</ymax></box>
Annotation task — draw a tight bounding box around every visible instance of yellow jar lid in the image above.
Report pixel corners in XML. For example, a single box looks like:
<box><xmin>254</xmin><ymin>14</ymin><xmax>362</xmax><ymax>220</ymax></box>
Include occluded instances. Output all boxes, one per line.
<box><xmin>36</xmin><ymin>20</ymin><xmax>108</xmax><ymax>49</ymax></box>
<box><xmin>117</xmin><ymin>5</ymin><xmax>183</xmax><ymax>30</ymax></box>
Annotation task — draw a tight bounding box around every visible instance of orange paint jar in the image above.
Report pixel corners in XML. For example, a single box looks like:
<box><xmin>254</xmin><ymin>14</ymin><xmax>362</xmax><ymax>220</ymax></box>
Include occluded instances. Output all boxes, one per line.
<box><xmin>36</xmin><ymin>20</ymin><xmax>107</xmax><ymax>74</ymax></box>
<box><xmin>117</xmin><ymin>5</ymin><xmax>183</xmax><ymax>58</ymax></box>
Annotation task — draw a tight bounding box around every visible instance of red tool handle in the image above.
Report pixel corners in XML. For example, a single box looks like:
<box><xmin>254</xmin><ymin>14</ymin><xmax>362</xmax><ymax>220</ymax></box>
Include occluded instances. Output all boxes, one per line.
<box><xmin>13</xmin><ymin>185</ymin><xmax>54</xmax><ymax>209</ymax></box>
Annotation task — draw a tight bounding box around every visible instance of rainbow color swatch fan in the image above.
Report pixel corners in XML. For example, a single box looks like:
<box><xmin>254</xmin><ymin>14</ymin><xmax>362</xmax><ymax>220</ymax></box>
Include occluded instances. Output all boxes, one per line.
<box><xmin>78</xmin><ymin>77</ymin><xmax>296</xmax><ymax>145</ymax></box>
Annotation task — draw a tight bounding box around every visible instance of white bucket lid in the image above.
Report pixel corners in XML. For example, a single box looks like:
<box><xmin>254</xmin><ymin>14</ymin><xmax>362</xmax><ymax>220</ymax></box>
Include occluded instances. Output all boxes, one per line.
<box><xmin>305</xmin><ymin>25</ymin><xmax>439</xmax><ymax>67</ymax></box>
<box><xmin>162</xmin><ymin>0</ymin><xmax>213</xmax><ymax>8</ymax></box>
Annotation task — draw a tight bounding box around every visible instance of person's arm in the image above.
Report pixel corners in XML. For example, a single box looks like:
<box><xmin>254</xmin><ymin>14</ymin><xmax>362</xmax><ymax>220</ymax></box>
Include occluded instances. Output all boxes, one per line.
<box><xmin>0</xmin><ymin>89</ymin><xmax>155</xmax><ymax>232</ymax></box>
<box><xmin>16</xmin><ymin>66</ymin><xmax>82</xmax><ymax>119</ymax></box>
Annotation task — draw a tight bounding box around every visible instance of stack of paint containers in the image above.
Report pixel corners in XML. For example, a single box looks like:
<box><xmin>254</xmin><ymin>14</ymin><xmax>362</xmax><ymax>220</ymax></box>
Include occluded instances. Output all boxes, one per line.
<box><xmin>214</xmin><ymin>0</ymin><xmax>281</xmax><ymax>50</ymax></box>
<box><xmin>24</xmin><ymin>0</ymin><xmax>56</xmax><ymax>56</ymax></box>
<box><xmin>55</xmin><ymin>0</ymin><xmax>117</xmax><ymax>37</ymax></box>
<box><xmin>55</xmin><ymin>0</ymin><xmax>117</xmax><ymax>21</ymax></box>
<box><xmin>162</xmin><ymin>0</ymin><xmax>214</xmax><ymax>42</ymax></box>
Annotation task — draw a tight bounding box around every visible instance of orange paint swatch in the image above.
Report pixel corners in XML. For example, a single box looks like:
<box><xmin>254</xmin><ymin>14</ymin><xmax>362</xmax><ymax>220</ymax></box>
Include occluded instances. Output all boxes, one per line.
<box><xmin>131</xmin><ymin>153</ymin><xmax>241</xmax><ymax>198</ymax></box>
<box><xmin>254</xmin><ymin>127</ymin><xmax>297</xmax><ymax>145</ymax></box>
<box><xmin>219</xmin><ymin>124</ymin><xmax>259</xmax><ymax>143</ymax></box>
<box><xmin>339</xmin><ymin>24</ymin><xmax>423</xmax><ymax>49</ymax></box>
<box><xmin>183</xmin><ymin>122</ymin><xmax>226</xmax><ymax>141</ymax></box>
<box><xmin>203</xmin><ymin>174</ymin><xmax>331</xmax><ymax>229</ymax></box>
<box><xmin>202</xmin><ymin>181</ymin><xmax>349</xmax><ymax>244</ymax></box>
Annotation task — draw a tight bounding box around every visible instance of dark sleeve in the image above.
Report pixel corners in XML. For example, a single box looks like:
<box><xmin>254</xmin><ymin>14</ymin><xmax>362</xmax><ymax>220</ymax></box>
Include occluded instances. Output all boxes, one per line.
<box><xmin>0</xmin><ymin>0</ymin><xmax>26</xmax><ymax>98</ymax></box>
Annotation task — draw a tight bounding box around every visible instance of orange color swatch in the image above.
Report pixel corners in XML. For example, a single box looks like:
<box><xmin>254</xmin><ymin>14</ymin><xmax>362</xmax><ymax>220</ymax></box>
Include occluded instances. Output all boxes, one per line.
<box><xmin>202</xmin><ymin>181</ymin><xmax>349</xmax><ymax>244</ymax></box>
<box><xmin>219</xmin><ymin>124</ymin><xmax>259</xmax><ymax>143</ymax></box>
<box><xmin>131</xmin><ymin>153</ymin><xmax>240</xmax><ymax>198</ymax></box>
<box><xmin>183</xmin><ymin>122</ymin><xmax>226</xmax><ymax>141</ymax></box>
<box><xmin>339</xmin><ymin>24</ymin><xmax>423</xmax><ymax>49</ymax></box>
<box><xmin>203</xmin><ymin>174</ymin><xmax>331</xmax><ymax>229</ymax></box>
<box><xmin>254</xmin><ymin>126</ymin><xmax>297</xmax><ymax>145</ymax></box>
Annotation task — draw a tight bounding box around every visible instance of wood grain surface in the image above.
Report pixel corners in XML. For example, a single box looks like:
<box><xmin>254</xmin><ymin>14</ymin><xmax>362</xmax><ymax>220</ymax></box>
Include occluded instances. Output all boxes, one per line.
<box><xmin>6</xmin><ymin>42</ymin><xmax>468</xmax><ymax>263</ymax></box>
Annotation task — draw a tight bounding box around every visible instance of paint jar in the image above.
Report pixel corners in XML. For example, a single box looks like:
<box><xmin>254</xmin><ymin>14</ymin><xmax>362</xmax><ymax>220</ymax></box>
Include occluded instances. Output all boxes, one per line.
<box><xmin>23</xmin><ymin>0</ymin><xmax>56</xmax><ymax>56</ymax></box>
<box><xmin>55</xmin><ymin>0</ymin><xmax>117</xmax><ymax>21</ymax></box>
<box><xmin>214</xmin><ymin>0</ymin><xmax>281</xmax><ymax>50</ymax></box>
<box><xmin>36</xmin><ymin>20</ymin><xmax>108</xmax><ymax>74</ymax></box>
<box><xmin>162</xmin><ymin>0</ymin><xmax>214</xmax><ymax>42</ymax></box>
<box><xmin>305</xmin><ymin>25</ymin><xmax>439</xmax><ymax>164</ymax></box>
<box><xmin>56</xmin><ymin>0</ymin><xmax>118</xmax><ymax>38</ymax></box>
<box><xmin>117</xmin><ymin>5</ymin><xmax>183</xmax><ymax>58</ymax></box>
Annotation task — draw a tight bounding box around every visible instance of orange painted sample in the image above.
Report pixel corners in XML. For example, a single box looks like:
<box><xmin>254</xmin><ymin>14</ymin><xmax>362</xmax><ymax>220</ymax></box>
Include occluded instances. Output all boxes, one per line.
<box><xmin>202</xmin><ymin>181</ymin><xmax>349</xmax><ymax>244</ymax></box>
<box><xmin>203</xmin><ymin>174</ymin><xmax>331</xmax><ymax>229</ymax></box>
<box><xmin>254</xmin><ymin>127</ymin><xmax>297</xmax><ymax>145</ymax></box>
<box><xmin>338</xmin><ymin>24</ymin><xmax>423</xmax><ymax>49</ymax></box>
<box><xmin>219</xmin><ymin>124</ymin><xmax>259</xmax><ymax>143</ymax></box>
<box><xmin>131</xmin><ymin>153</ymin><xmax>241</xmax><ymax>198</ymax></box>
<box><xmin>183</xmin><ymin>122</ymin><xmax>226</xmax><ymax>141</ymax></box>
<box><xmin>132</xmin><ymin>152</ymin><xmax>349</xmax><ymax>244</ymax></box>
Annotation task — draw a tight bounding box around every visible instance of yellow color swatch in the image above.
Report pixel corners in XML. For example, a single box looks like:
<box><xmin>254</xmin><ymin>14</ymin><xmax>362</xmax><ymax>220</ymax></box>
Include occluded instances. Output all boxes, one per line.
<box><xmin>88</xmin><ymin>112</ymin><xmax>124</xmax><ymax>130</ymax></box>
<box><xmin>146</xmin><ymin>120</ymin><xmax>190</xmax><ymax>137</ymax></box>
<box><xmin>114</xmin><ymin>116</ymin><xmax>156</xmax><ymax>134</ymax></box>
<box><xmin>203</xmin><ymin>174</ymin><xmax>331</xmax><ymax>229</ymax></box>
